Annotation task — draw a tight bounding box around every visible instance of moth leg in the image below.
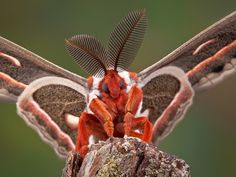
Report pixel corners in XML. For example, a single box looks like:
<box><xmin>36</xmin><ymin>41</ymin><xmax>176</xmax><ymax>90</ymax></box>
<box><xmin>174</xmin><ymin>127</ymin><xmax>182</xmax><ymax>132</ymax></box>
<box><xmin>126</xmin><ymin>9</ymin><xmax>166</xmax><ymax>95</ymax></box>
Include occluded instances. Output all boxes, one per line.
<box><xmin>89</xmin><ymin>98</ymin><xmax>114</xmax><ymax>137</ymax></box>
<box><xmin>123</xmin><ymin>112</ymin><xmax>133</xmax><ymax>135</ymax></box>
<box><xmin>131</xmin><ymin>116</ymin><xmax>153</xmax><ymax>142</ymax></box>
<box><xmin>125</xmin><ymin>85</ymin><xmax>143</xmax><ymax>115</ymax></box>
<box><xmin>124</xmin><ymin>85</ymin><xmax>142</xmax><ymax>134</ymax></box>
<box><xmin>124</xmin><ymin>85</ymin><xmax>153</xmax><ymax>141</ymax></box>
<box><xmin>119</xmin><ymin>114</ymin><xmax>153</xmax><ymax>142</ymax></box>
<box><xmin>76</xmin><ymin>112</ymin><xmax>107</xmax><ymax>157</ymax></box>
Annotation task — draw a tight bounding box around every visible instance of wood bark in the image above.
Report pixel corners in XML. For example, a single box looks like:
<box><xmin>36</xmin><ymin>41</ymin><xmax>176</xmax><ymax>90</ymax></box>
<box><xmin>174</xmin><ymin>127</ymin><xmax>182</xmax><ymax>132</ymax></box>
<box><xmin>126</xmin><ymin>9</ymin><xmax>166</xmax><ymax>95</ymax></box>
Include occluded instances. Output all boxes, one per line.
<box><xmin>62</xmin><ymin>137</ymin><xmax>190</xmax><ymax>177</ymax></box>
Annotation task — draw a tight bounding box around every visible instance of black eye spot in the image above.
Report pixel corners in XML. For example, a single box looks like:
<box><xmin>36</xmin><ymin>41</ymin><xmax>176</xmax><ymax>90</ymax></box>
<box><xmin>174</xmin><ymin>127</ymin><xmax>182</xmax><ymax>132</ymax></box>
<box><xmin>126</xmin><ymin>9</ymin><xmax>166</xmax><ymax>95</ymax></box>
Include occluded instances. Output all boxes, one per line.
<box><xmin>119</xmin><ymin>80</ymin><xmax>125</xmax><ymax>89</ymax></box>
<box><xmin>102</xmin><ymin>83</ymin><xmax>109</xmax><ymax>93</ymax></box>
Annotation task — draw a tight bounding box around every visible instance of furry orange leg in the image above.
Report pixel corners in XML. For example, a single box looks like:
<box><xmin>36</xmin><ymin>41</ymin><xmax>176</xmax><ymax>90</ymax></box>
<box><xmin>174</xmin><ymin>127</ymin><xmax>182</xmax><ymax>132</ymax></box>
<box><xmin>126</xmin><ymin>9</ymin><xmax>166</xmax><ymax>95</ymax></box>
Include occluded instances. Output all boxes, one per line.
<box><xmin>89</xmin><ymin>98</ymin><xmax>114</xmax><ymax>137</ymax></box>
<box><xmin>76</xmin><ymin>112</ymin><xmax>107</xmax><ymax>157</ymax></box>
<box><xmin>123</xmin><ymin>113</ymin><xmax>153</xmax><ymax>142</ymax></box>
<box><xmin>131</xmin><ymin>116</ymin><xmax>153</xmax><ymax>142</ymax></box>
<box><xmin>124</xmin><ymin>85</ymin><xmax>153</xmax><ymax>142</ymax></box>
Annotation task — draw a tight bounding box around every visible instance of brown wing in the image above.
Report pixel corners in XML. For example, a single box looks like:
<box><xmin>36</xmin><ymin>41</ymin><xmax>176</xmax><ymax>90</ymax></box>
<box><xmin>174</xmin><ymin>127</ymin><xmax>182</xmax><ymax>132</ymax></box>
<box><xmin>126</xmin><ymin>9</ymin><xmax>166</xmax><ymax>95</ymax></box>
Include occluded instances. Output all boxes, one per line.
<box><xmin>139</xmin><ymin>66</ymin><xmax>194</xmax><ymax>143</ymax></box>
<box><xmin>0</xmin><ymin>36</ymin><xmax>86</xmax><ymax>102</ymax></box>
<box><xmin>139</xmin><ymin>11</ymin><xmax>236</xmax><ymax>91</ymax></box>
<box><xmin>17</xmin><ymin>76</ymin><xmax>87</xmax><ymax>158</ymax></box>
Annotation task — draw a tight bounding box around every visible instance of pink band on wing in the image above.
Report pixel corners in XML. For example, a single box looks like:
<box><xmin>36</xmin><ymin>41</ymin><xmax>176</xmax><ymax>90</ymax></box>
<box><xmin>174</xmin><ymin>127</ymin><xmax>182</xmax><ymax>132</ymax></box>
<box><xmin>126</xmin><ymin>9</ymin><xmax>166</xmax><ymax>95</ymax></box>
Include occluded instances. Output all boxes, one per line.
<box><xmin>0</xmin><ymin>52</ymin><xmax>21</xmax><ymax>67</ymax></box>
<box><xmin>153</xmin><ymin>81</ymin><xmax>193</xmax><ymax>141</ymax></box>
<box><xmin>187</xmin><ymin>40</ymin><xmax>236</xmax><ymax>78</ymax></box>
<box><xmin>192</xmin><ymin>39</ymin><xmax>216</xmax><ymax>55</ymax></box>
<box><xmin>0</xmin><ymin>72</ymin><xmax>27</xmax><ymax>89</ymax></box>
<box><xmin>21</xmin><ymin>99</ymin><xmax>75</xmax><ymax>150</ymax></box>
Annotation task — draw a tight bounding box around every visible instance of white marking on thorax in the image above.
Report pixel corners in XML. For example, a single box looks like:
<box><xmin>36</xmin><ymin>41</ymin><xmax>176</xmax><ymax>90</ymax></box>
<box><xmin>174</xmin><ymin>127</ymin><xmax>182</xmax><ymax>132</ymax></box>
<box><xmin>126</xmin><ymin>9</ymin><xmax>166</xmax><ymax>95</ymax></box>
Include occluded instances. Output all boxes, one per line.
<box><xmin>88</xmin><ymin>77</ymin><xmax>102</xmax><ymax>97</ymax></box>
<box><xmin>118</xmin><ymin>71</ymin><xmax>131</xmax><ymax>84</ymax></box>
<box><xmin>118</xmin><ymin>71</ymin><xmax>136</xmax><ymax>92</ymax></box>
<box><xmin>87</xmin><ymin>77</ymin><xmax>102</xmax><ymax>113</ymax></box>
<box><xmin>119</xmin><ymin>71</ymin><xmax>148</xmax><ymax>118</ymax></box>
<box><xmin>91</xmin><ymin>77</ymin><xmax>102</xmax><ymax>90</ymax></box>
<box><xmin>88</xmin><ymin>71</ymin><xmax>135</xmax><ymax>100</ymax></box>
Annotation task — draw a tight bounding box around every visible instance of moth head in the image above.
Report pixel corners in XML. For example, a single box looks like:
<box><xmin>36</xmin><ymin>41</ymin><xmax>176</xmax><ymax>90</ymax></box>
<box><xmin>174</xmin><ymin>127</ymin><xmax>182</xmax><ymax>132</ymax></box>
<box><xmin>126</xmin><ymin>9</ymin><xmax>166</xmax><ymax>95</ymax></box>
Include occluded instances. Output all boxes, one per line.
<box><xmin>99</xmin><ymin>70</ymin><xmax>127</xmax><ymax>98</ymax></box>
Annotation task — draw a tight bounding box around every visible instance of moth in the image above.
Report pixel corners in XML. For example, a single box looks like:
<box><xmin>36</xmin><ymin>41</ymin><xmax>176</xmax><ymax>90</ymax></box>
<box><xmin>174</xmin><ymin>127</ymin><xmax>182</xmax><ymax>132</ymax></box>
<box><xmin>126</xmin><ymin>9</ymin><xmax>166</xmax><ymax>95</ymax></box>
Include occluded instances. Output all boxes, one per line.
<box><xmin>0</xmin><ymin>10</ymin><xmax>235</xmax><ymax>159</ymax></box>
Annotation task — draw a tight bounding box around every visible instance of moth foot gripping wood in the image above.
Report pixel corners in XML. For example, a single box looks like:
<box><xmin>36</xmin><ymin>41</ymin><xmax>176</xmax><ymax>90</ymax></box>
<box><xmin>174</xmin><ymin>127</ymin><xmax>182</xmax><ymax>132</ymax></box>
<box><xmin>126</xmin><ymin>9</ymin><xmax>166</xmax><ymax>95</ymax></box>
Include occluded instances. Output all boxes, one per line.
<box><xmin>62</xmin><ymin>137</ymin><xmax>190</xmax><ymax>177</ymax></box>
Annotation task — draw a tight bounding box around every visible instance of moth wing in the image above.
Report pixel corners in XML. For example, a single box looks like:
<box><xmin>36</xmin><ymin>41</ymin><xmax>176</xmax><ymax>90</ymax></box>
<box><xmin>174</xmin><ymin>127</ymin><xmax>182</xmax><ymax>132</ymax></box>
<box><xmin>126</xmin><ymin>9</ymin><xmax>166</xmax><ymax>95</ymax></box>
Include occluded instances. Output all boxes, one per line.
<box><xmin>139</xmin><ymin>11</ymin><xmax>236</xmax><ymax>91</ymax></box>
<box><xmin>17</xmin><ymin>76</ymin><xmax>87</xmax><ymax>158</ymax></box>
<box><xmin>0</xmin><ymin>36</ymin><xmax>87</xmax><ymax>102</ymax></box>
<box><xmin>139</xmin><ymin>66</ymin><xmax>194</xmax><ymax>143</ymax></box>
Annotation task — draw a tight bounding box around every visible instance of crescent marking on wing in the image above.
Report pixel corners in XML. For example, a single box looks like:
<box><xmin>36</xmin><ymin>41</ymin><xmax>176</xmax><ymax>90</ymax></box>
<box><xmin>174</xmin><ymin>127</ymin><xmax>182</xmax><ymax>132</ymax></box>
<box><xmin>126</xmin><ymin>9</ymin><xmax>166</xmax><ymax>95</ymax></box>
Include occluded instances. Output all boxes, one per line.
<box><xmin>0</xmin><ymin>51</ymin><xmax>22</xmax><ymax>67</ymax></box>
<box><xmin>192</xmin><ymin>38</ymin><xmax>216</xmax><ymax>55</ymax></box>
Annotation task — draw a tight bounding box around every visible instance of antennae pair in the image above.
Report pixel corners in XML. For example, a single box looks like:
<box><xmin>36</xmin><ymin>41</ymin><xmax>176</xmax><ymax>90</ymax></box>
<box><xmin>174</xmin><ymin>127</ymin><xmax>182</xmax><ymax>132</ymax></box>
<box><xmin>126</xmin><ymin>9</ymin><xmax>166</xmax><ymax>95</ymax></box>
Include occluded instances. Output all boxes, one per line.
<box><xmin>65</xmin><ymin>10</ymin><xmax>147</xmax><ymax>77</ymax></box>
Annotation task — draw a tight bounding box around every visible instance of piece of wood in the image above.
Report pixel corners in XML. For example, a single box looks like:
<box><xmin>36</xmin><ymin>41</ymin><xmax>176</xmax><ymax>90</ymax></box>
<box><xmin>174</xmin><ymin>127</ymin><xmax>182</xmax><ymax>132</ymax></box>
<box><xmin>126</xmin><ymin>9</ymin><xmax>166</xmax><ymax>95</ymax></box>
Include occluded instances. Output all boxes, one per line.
<box><xmin>62</xmin><ymin>137</ymin><xmax>190</xmax><ymax>177</ymax></box>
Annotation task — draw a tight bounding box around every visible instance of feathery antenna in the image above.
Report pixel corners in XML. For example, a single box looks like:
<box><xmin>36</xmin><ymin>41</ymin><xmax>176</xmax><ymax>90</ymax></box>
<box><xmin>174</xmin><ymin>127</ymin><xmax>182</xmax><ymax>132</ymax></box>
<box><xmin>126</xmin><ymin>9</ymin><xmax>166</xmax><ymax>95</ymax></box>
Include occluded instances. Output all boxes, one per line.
<box><xmin>65</xmin><ymin>35</ymin><xmax>108</xmax><ymax>77</ymax></box>
<box><xmin>107</xmin><ymin>10</ymin><xmax>147</xmax><ymax>71</ymax></box>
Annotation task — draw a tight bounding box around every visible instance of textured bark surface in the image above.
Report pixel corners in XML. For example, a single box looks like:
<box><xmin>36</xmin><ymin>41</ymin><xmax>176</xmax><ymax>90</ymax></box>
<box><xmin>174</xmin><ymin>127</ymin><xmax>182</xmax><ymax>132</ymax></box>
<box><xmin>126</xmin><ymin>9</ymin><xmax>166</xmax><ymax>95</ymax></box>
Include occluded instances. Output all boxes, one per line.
<box><xmin>62</xmin><ymin>137</ymin><xmax>190</xmax><ymax>177</ymax></box>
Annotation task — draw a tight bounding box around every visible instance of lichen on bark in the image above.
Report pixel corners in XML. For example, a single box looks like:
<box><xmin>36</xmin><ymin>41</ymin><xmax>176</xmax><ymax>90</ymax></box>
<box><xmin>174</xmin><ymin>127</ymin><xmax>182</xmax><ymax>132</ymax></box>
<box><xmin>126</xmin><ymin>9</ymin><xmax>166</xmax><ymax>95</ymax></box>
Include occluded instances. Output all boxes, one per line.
<box><xmin>62</xmin><ymin>137</ymin><xmax>190</xmax><ymax>177</ymax></box>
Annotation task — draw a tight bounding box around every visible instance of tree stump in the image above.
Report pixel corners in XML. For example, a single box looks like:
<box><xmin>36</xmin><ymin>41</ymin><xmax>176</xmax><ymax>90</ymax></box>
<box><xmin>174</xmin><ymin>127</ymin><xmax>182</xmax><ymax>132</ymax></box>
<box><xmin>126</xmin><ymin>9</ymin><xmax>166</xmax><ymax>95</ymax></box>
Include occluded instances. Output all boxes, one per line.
<box><xmin>62</xmin><ymin>137</ymin><xmax>190</xmax><ymax>177</ymax></box>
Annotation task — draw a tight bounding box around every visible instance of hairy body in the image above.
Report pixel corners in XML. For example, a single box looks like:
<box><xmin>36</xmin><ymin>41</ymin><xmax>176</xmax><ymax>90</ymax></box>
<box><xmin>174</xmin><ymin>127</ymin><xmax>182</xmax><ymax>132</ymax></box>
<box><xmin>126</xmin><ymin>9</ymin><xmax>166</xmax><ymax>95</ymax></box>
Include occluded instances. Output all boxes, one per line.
<box><xmin>76</xmin><ymin>70</ymin><xmax>153</xmax><ymax>156</ymax></box>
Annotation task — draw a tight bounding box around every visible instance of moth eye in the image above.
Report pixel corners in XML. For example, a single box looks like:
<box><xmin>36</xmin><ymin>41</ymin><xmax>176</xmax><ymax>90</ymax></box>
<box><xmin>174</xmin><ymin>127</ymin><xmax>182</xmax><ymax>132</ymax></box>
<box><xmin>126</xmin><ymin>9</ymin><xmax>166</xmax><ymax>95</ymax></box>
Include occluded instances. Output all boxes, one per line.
<box><xmin>102</xmin><ymin>83</ymin><xmax>109</xmax><ymax>93</ymax></box>
<box><xmin>119</xmin><ymin>80</ymin><xmax>125</xmax><ymax>89</ymax></box>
